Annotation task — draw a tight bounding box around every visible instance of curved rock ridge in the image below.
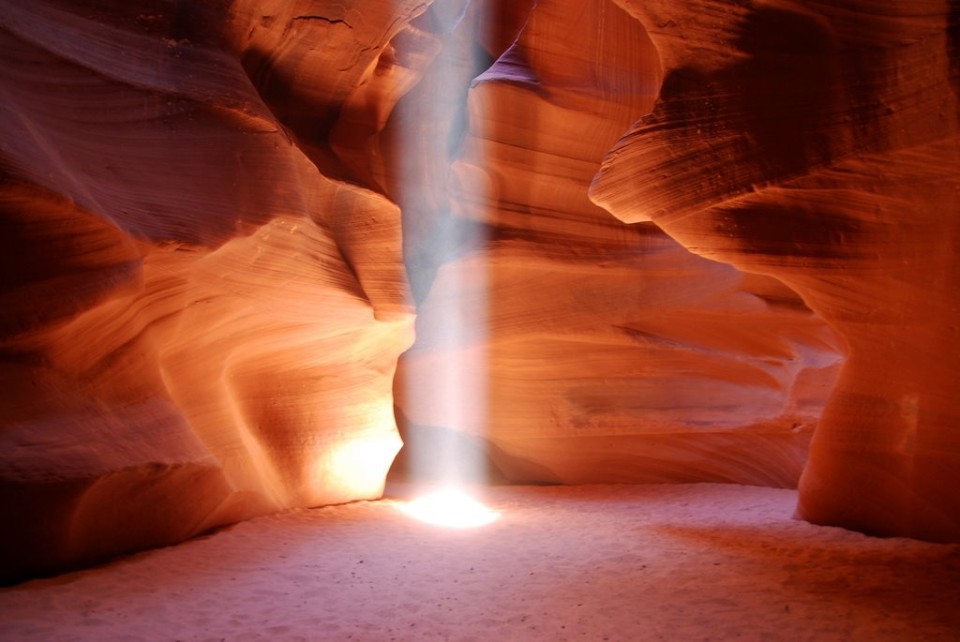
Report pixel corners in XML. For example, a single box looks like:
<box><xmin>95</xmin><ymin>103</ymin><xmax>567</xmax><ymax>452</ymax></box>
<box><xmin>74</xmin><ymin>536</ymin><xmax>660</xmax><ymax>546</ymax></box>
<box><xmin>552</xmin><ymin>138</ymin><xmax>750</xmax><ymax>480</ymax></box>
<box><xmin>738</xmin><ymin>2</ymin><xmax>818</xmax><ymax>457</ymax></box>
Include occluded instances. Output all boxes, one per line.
<box><xmin>0</xmin><ymin>0</ymin><xmax>416</xmax><ymax>582</ymax></box>
<box><xmin>395</xmin><ymin>0</ymin><xmax>843</xmax><ymax>487</ymax></box>
<box><xmin>9</xmin><ymin>0</ymin><xmax>953</xmax><ymax>582</ymax></box>
<box><xmin>592</xmin><ymin>0</ymin><xmax>960</xmax><ymax>541</ymax></box>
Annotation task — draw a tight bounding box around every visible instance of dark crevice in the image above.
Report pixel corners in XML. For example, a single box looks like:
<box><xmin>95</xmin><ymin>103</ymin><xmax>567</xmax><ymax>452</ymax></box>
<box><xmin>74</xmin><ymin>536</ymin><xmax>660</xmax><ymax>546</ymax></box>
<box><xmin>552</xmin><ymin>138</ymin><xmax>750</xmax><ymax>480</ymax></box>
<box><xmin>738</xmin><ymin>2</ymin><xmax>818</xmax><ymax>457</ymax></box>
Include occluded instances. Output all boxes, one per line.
<box><xmin>292</xmin><ymin>16</ymin><xmax>353</xmax><ymax>29</ymax></box>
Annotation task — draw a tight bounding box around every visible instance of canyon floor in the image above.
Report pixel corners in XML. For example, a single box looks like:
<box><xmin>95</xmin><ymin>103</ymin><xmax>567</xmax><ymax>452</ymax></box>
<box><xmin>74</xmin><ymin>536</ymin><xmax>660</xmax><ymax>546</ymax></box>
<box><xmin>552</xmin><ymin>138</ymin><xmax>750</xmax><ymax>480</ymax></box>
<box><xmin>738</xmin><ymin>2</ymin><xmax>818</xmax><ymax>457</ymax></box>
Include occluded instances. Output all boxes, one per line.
<box><xmin>1</xmin><ymin>483</ymin><xmax>958</xmax><ymax>641</ymax></box>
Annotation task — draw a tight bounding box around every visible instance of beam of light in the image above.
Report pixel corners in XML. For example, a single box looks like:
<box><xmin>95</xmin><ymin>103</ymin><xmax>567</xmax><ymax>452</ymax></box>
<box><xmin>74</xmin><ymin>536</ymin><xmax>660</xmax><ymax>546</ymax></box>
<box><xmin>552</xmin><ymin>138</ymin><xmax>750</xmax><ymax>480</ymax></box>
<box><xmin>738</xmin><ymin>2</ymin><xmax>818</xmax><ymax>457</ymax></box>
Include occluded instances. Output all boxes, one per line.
<box><xmin>395</xmin><ymin>3</ymin><xmax>493</xmax><ymax>494</ymax></box>
<box><xmin>397</xmin><ymin>486</ymin><xmax>499</xmax><ymax>528</ymax></box>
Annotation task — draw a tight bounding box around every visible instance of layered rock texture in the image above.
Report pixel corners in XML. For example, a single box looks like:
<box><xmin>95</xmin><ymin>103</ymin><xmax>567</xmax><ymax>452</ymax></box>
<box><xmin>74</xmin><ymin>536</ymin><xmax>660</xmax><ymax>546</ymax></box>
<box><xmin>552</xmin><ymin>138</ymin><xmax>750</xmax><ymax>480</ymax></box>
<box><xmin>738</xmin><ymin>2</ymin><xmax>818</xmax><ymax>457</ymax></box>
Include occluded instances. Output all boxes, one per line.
<box><xmin>0</xmin><ymin>0</ymin><xmax>417</xmax><ymax>581</ymax></box>
<box><xmin>591</xmin><ymin>0</ymin><xmax>960</xmax><ymax>541</ymax></box>
<box><xmin>1</xmin><ymin>0</ymin><xmax>957</xmax><ymax>582</ymax></box>
<box><xmin>394</xmin><ymin>0</ymin><xmax>842</xmax><ymax>487</ymax></box>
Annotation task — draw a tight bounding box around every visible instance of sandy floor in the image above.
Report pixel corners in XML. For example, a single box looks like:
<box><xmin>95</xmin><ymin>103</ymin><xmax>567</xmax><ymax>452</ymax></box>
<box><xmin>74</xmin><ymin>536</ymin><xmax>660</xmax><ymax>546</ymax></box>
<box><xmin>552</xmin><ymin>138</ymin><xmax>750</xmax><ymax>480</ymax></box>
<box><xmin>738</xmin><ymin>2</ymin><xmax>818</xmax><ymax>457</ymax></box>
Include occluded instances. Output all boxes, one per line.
<box><xmin>1</xmin><ymin>483</ymin><xmax>959</xmax><ymax>641</ymax></box>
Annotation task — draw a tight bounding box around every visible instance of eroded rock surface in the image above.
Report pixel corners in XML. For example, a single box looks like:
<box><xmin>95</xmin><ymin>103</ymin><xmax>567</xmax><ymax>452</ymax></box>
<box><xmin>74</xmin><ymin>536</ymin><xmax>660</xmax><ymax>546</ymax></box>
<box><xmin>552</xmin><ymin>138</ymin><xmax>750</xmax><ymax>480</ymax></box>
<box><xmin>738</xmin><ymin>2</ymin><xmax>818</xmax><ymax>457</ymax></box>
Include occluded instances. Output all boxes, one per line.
<box><xmin>592</xmin><ymin>0</ymin><xmax>960</xmax><ymax>540</ymax></box>
<box><xmin>0</xmin><ymin>0</ymin><xmax>416</xmax><ymax>582</ymax></box>
<box><xmin>395</xmin><ymin>0</ymin><xmax>842</xmax><ymax>487</ymax></box>
<box><xmin>3</xmin><ymin>0</ymin><xmax>958</xmax><ymax>584</ymax></box>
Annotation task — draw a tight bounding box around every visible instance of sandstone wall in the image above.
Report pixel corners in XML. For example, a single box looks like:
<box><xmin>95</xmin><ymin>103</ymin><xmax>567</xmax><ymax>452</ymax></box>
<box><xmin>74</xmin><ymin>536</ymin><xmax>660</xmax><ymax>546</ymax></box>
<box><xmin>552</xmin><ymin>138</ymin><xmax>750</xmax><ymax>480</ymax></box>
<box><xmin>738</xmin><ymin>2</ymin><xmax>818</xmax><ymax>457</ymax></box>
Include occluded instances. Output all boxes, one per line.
<box><xmin>395</xmin><ymin>0</ymin><xmax>842</xmax><ymax>487</ymax></box>
<box><xmin>0</xmin><ymin>0</ymin><xmax>417</xmax><ymax>582</ymax></box>
<box><xmin>3</xmin><ymin>0</ymin><xmax>957</xmax><ymax>583</ymax></box>
<box><xmin>592</xmin><ymin>0</ymin><xmax>960</xmax><ymax>541</ymax></box>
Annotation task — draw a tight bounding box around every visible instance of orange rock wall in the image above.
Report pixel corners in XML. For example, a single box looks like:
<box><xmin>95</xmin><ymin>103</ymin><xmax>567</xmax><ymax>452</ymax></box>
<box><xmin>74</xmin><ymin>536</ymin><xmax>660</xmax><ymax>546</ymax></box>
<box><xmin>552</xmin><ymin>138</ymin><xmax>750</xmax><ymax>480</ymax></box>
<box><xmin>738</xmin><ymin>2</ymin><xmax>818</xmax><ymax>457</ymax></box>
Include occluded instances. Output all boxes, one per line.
<box><xmin>1</xmin><ymin>0</ymin><xmax>958</xmax><ymax>582</ymax></box>
<box><xmin>592</xmin><ymin>0</ymin><xmax>960</xmax><ymax>540</ymax></box>
<box><xmin>0</xmin><ymin>0</ymin><xmax>417</xmax><ymax>582</ymax></box>
<box><xmin>395</xmin><ymin>0</ymin><xmax>842</xmax><ymax>487</ymax></box>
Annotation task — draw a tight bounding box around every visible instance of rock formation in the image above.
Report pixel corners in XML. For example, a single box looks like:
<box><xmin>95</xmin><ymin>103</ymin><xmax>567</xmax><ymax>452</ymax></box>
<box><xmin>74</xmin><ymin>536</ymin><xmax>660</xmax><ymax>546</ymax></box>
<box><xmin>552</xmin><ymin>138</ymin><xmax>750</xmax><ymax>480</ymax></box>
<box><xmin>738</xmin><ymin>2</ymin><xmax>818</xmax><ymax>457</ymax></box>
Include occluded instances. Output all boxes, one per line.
<box><xmin>395</xmin><ymin>0</ymin><xmax>842</xmax><ymax>487</ymax></box>
<box><xmin>592</xmin><ymin>0</ymin><xmax>960</xmax><ymax>541</ymax></box>
<box><xmin>1</xmin><ymin>0</ymin><xmax>958</xmax><ymax>583</ymax></box>
<box><xmin>0</xmin><ymin>0</ymin><xmax>417</xmax><ymax>582</ymax></box>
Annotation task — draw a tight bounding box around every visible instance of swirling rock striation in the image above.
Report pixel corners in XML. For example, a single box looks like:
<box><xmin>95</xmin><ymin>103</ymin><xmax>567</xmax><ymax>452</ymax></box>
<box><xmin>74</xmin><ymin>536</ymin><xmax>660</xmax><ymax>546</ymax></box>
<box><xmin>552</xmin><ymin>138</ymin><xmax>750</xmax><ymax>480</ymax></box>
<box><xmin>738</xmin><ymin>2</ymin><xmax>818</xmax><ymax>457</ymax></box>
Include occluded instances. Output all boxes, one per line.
<box><xmin>0</xmin><ymin>0</ymin><xmax>416</xmax><ymax>582</ymax></box>
<box><xmin>592</xmin><ymin>0</ymin><xmax>960</xmax><ymax>541</ymax></box>
<box><xmin>5</xmin><ymin>0</ymin><xmax>955</xmax><ymax>585</ymax></box>
<box><xmin>395</xmin><ymin>0</ymin><xmax>842</xmax><ymax>487</ymax></box>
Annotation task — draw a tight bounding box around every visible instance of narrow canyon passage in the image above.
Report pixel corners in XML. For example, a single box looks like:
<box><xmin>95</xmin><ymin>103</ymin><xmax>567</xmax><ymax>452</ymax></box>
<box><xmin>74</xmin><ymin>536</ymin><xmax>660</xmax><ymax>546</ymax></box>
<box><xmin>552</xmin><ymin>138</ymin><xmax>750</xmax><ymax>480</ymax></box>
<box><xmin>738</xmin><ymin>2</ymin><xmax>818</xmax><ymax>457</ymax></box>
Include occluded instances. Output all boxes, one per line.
<box><xmin>2</xmin><ymin>0</ymin><xmax>959</xmax><ymax>616</ymax></box>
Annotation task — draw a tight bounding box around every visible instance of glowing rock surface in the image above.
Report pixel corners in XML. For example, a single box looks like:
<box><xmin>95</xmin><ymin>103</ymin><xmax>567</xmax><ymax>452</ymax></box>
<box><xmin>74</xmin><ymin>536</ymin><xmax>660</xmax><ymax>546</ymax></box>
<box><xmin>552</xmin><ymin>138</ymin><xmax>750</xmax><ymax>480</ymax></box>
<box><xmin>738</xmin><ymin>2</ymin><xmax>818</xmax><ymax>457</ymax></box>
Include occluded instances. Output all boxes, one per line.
<box><xmin>0</xmin><ymin>0</ymin><xmax>416</xmax><ymax>581</ymax></box>
<box><xmin>396</xmin><ymin>0</ymin><xmax>842</xmax><ymax>487</ymax></box>
<box><xmin>1</xmin><ymin>0</ymin><xmax>959</xmax><ymax>584</ymax></box>
<box><xmin>591</xmin><ymin>0</ymin><xmax>960</xmax><ymax>540</ymax></box>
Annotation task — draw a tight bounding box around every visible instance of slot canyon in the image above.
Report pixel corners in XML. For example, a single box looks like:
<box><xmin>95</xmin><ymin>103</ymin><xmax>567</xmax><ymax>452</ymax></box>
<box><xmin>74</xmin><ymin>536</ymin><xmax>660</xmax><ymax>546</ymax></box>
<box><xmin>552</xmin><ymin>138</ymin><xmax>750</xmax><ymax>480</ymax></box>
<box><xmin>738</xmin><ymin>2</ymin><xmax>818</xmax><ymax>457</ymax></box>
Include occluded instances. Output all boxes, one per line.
<box><xmin>1</xmin><ymin>0</ymin><xmax>959</xmax><ymax>639</ymax></box>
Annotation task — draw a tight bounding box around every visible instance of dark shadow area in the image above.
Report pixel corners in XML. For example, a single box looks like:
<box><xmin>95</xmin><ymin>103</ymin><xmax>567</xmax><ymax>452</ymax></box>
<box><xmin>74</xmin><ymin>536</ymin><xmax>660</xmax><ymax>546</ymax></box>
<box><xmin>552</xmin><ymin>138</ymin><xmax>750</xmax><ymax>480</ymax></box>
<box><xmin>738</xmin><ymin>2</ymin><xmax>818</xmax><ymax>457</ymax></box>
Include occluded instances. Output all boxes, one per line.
<box><xmin>385</xmin><ymin>407</ymin><xmax>508</xmax><ymax>493</ymax></box>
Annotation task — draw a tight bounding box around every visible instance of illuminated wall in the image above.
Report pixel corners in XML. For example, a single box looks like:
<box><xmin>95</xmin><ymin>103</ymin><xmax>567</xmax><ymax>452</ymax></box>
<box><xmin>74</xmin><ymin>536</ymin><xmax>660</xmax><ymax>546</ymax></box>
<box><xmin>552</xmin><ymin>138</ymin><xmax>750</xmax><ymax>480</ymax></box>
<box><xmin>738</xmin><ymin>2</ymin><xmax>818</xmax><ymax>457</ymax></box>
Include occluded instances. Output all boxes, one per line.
<box><xmin>1</xmin><ymin>0</ymin><xmax>958</xmax><ymax>582</ymax></box>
